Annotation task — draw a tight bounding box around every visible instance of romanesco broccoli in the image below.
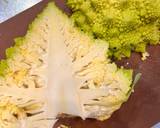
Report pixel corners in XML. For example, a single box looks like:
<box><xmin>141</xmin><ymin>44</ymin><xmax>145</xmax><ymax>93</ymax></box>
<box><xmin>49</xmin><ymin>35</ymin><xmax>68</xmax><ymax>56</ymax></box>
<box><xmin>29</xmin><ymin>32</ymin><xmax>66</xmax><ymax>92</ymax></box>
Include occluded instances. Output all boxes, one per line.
<box><xmin>67</xmin><ymin>0</ymin><xmax>160</xmax><ymax>59</ymax></box>
<box><xmin>0</xmin><ymin>2</ymin><xmax>134</xmax><ymax>127</ymax></box>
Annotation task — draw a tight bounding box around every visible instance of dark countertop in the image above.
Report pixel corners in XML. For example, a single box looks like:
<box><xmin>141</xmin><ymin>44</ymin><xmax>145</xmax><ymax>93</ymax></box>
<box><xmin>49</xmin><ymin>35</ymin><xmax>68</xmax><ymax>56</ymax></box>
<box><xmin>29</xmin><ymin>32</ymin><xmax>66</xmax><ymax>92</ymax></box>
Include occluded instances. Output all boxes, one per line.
<box><xmin>0</xmin><ymin>0</ymin><xmax>160</xmax><ymax>128</ymax></box>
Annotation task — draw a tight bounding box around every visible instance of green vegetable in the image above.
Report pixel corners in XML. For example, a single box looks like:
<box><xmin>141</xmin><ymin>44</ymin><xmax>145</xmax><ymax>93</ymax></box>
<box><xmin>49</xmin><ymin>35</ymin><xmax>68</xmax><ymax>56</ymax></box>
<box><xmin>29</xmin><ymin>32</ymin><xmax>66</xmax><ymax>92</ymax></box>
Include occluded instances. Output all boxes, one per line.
<box><xmin>0</xmin><ymin>2</ymin><xmax>134</xmax><ymax>126</ymax></box>
<box><xmin>67</xmin><ymin>0</ymin><xmax>160</xmax><ymax>59</ymax></box>
<box><xmin>6</xmin><ymin>47</ymin><xmax>17</xmax><ymax>58</ymax></box>
<box><xmin>0</xmin><ymin>60</ymin><xmax>8</xmax><ymax>77</ymax></box>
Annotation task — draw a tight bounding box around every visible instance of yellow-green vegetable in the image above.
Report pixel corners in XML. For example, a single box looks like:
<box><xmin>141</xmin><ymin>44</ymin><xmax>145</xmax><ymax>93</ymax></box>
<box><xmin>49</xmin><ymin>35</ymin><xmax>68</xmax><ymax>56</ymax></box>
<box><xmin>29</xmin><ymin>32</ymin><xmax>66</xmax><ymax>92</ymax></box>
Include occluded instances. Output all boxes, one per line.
<box><xmin>67</xmin><ymin>0</ymin><xmax>160</xmax><ymax>59</ymax></box>
<box><xmin>0</xmin><ymin>2</ymin><xmax>134</xmax><ymax>127</ymax></box>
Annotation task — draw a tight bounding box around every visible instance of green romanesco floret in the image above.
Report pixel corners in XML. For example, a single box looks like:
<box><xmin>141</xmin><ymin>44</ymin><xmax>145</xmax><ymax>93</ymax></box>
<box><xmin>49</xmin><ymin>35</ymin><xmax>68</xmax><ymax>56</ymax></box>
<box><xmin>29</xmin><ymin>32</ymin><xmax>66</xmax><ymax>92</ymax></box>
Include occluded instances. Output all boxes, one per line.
<box><xmin>6</xmin><ymin>47</ymin><xmax>18</xmax><ymax>59</ymax></box>
<box><xmin>0</xmin><ymin>60</ymin><xmax>8</xmax><ymax>77</ymax></box>
<box><xmin>67</xmin><ymin>0</ymin><xmax>160</xmax><ymax>59</ymax></box>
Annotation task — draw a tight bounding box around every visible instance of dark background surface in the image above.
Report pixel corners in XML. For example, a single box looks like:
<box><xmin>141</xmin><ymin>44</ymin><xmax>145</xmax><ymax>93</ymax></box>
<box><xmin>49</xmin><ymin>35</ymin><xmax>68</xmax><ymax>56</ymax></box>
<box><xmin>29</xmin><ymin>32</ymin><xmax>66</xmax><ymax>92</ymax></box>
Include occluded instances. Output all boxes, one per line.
<box><xmin>0</xmin><ymin>0</ymin><xmax>160</xmax><ymax>128</ymax></box>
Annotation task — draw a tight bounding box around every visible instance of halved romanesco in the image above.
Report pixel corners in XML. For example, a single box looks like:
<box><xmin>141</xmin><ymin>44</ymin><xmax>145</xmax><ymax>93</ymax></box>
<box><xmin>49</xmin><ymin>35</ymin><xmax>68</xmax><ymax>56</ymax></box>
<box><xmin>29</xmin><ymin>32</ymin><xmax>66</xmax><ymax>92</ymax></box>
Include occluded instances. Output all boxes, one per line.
<box><xmin>0</xmin><ymin>2</ymin><xmax>133</xmax><ymax>128</ymax></box>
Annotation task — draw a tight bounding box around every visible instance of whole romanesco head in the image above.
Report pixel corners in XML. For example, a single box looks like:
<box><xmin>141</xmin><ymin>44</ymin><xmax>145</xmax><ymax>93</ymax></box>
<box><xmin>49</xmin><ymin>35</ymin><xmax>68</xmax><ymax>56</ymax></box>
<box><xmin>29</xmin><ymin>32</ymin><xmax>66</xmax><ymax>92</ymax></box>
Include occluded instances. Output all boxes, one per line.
<box><xmin>67</xmin><ymin>0</ymin><xmax>160</xmax><ymax>59</ymax></box>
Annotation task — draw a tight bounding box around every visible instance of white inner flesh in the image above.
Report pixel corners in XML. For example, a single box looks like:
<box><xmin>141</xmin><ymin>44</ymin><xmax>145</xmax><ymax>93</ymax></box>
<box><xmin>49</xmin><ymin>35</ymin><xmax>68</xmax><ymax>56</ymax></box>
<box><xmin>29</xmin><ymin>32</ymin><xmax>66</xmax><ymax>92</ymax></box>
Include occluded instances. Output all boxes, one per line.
<box><xmin>47</xmin><ymin>20</ymin><xmax>82</xmax><ymax>118</ymax></box>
